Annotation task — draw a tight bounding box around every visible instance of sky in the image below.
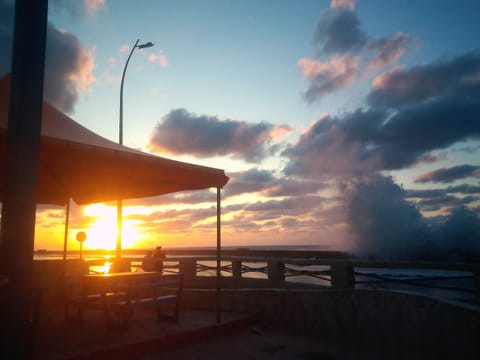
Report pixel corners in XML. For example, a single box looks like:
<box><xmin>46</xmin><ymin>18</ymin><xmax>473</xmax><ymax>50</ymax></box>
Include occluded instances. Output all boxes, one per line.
<box><xmin>1</xmin><ymin>0</ymin><xmax>480</xmax><ymax>259</ymax></box>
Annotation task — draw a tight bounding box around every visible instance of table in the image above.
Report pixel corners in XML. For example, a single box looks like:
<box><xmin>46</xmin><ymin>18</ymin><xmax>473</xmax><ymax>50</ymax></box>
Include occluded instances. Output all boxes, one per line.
<box><xmin>80</xmin><ymin>271</ymin><xmax>164</xmax><ymax>301</ymax></box>
<box><xmin>66</xmin><ymin>271</ymin><xmax>163</xmax><ymax>326</ymax></box>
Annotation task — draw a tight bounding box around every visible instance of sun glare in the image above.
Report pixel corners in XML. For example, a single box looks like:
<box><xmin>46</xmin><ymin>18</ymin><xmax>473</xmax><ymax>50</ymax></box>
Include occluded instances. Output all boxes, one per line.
<box><xmin>82</xmin><ymin>204</ymin><xmax>141</xmax><ymax>250</ymax></box>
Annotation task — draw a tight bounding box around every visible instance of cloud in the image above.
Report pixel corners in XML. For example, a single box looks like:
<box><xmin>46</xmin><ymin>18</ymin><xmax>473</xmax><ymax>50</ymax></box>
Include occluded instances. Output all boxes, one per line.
<box><xmin>285</xmin><ymin>62</ymin><xmax>480</xmax><ymax>177</ymax></box>
<box><xmin>299</xmin><ymin>1</ymin><xmax>411</xmax><ymax>102</ymax></box>
<box><xmin>415</xmin><ymin>194</ymin><xmax>477</xmax><ymax>213</ymax></box>
<box><xmin>298</xmin><ymin>55</ymin><xmax>360</xmax><ymax>102</ymax></box>
<box><xmin>148</xmin><ymin>50</ymin><xmax>168</xmax><ymax>67</ymax></box>
<box><xmin>345</xmin><ymin>175</ymin><xmax>428</xmax><ymax>258</ymax></box>
<box><xmin>365</xmin><ymin>33</ymin><xmax>411</xmax><ymax>72</ymax></box>
<box><xmin>263</xmin><ymin>178</ymin><xmax>327</xmax><ymax>197</ymax></box>
<box><xmin>85</xmin><ymin>0</ymin><xmax>106</xmax><ymax>16</ymax></box>
<box><xmin>50</xmin><ymin>0</ymin><xmax>106</xmax><ymax>18</ymax></box>
<box><xmin>407</xmin><ymin>184</ymin><xmax>480</xmax><ymax>199</ymax></box>
<box><xmin>0</xmin><ymin>0</ymin><xmax>95</xmax><ymax>114</ymax></box>
<box><xmin>406</xmin><ymin>184</ymin><xmax>480</xmax><ymax>213</ymax></box>
<box><xmin>149</xmin><ymin>108</ymin><xmax>292</xmax><ymax>162</ymax></box>
<box><xmin>44</xmin><ymin>26</ymin><xmax>95</xmax><ymax>113</ymax></box>
<box><xmin>119</xmin><ymin>44</ymin><xmax>130</xmax><ymax>53</ymax></box>
<box><xmin>331</xmin><ymin>0</ymin><xmax>355</xmax><ymax>11</ymax></box>
<box><xmin>223</xmin><ymin>169</ymin><xmax>277</xmax><ymax>197</ymax></box>
<box><xmin>368</xmin><ymin>49</ymin><xmax>480</xmax><ymax>109</ymax></box>
<box><xmin>244</xmin><ymin>195</ymin><xmax>326</xmax><ymax>218</ymax></box>
<box><xmin>345</xmin><ymin>174</ymin><xmax>480</xmax><ymax>260</ymax></box>
<box><xmin>282</xmin><ymin>109</ymin><xmax>387</xmax><ymax>176</ymax></box>
<box><xmin>415</xmin><ymin>164</ymin><xmax>480</xmax><ymax>184</ymax></box>
<box><xmin>313</xmin><ymin>6</ymin><xmax>366</xmax><ymax>55</ymax></box>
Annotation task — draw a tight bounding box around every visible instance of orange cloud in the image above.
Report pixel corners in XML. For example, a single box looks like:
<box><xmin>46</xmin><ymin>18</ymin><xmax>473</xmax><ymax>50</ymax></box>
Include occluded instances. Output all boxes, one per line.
<box><xmin>119</xmin><ymin>44</ymin><xmax>130</xmax><ymax>53</ymax></box>
<box><xmin>85</xmin><ymin>0</ymin><xmax>106</xmax><ymax>16</ymax></box>
<box><xmin>148</xmin><ymin>50</ymin><xmax>169</xmax><ymax>67</ymax></box>
<box><xmin>331</xmin><ymin>0</ymin><xmax>355</xmax><ymax>10</ymax></box>
<box><xmin>71</xmin><ymin>47</ymin><xmax>96</xmax><ymax>92</ymax></box>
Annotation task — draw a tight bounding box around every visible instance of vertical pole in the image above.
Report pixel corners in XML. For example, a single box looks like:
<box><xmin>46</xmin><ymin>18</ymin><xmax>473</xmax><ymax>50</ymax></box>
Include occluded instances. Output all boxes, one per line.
<box><xmin>331</xmin><ymin>264</ymin><xmax>355</xmax><ymax>289</ymax></box>
<box><xmin>216</xmin><ymin>187</ymin><xmax>221</xmax><ymax>324</ymax></box>
<box><xmin>267</xmin><ymin>261</ymin><xmax>285</xmax><ymax>287</ymax></box>
<box><xmin>116</xmin><ymin>39</ymin><xmax>139</xmax><ymax>261</ymax></box>
<box><xmin>62</xmin><ymin>198</ymin><xmax>70</xmax><ymax>276</ymax></box>
<box><xmin>116</xmin><ymin>198</ymin><xmax>123</xmax><ymax>260</ymax></box>
<box><xmin>0</xmin><ymin>0</ymin><xmax>48</xmax><ymax>357</ymax></box>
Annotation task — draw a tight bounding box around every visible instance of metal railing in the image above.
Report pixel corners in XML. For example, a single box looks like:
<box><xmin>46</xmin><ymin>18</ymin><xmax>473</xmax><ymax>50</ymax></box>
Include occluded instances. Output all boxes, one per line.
<box><xmin>83</xmin><ymin>249</ymin><xmax>480</xmax><ymax>303</ymax></box>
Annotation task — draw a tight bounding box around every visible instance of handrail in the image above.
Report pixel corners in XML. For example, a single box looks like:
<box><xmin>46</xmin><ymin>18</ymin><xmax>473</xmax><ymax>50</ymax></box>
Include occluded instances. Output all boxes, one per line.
<box><xmin>79</xmin><ymin>250</ymin><xmax>479</xmax><ymax>303</ymax></box>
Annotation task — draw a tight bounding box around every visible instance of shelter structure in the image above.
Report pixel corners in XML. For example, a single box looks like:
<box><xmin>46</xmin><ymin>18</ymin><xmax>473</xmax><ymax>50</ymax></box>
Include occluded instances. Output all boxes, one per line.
<box><xmin>0</xmin><ymin>75</ymin><xmax>229</xmax><ymax>205</ymax></box>
<box><xmin>0</xmin><ymin>73</ymin><xmax>228</xmax><ymax>322</ymax></box>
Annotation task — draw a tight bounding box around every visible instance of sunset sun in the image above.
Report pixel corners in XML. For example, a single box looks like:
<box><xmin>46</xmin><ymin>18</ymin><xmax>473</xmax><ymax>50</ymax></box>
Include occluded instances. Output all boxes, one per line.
<box><xmin>82</xmin><ymin>204</ymin><xmax>141</xmax><ymax>250</ymax></box>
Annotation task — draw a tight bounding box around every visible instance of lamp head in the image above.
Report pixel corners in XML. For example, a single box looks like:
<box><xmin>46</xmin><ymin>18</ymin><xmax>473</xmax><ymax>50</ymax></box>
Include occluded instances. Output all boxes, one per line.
<box><xmin>137</xmin><ymin>41</ymin><xmax>154</xmax><ymax>49</ymax></box>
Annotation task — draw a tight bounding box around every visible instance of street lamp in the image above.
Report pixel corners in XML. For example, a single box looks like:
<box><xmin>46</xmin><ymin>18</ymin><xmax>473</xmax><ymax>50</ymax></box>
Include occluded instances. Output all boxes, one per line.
<box><xmin>117</xmin><ymin>39</ymin><xmax>154</xmax><ymax>261</ymax></box>
<box><xmin>119</xmin><ymin>39</ymin><xmax>154</xmax><ymax>145</ymax></box>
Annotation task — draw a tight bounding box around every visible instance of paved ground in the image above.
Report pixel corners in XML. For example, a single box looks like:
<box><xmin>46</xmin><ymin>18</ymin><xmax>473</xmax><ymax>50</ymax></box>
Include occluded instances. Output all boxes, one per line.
<box><xmin>34</xmin><ymin>306</ymin><xmax>375</xmax><ymax>360</ymax></box>
<box><xmin>144</xmin><ymin>322</ymin><xmax>375</xmax><ymax>360</ymax></box>
<box><xmin>145</xmin><ymin>327</ymin><xmax>336</xmax><ymax>360</ymax></box>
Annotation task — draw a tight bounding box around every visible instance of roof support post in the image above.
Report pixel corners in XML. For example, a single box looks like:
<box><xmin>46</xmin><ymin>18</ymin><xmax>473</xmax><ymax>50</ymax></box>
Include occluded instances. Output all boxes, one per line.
<box><xmin>216</xmin><ymin>187</ymin><xmax>222</xmax><ymax>324</ymax></box>
<box><xmin>62</xmin><ymin>198</ymin><xmax>71</xmax><ymax>277</ymax></box>
<box><xmin>0</xmin><ymin>0</ymin><xmax>48</xmax><ymax>357</ymax></box>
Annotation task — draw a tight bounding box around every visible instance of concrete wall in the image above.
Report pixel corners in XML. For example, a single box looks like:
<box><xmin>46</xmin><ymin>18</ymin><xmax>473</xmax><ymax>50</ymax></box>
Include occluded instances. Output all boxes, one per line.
<box><xmin>182</xmin><ymin>288</ymin><xmax>480</xmax><ymax>359</ymax></box>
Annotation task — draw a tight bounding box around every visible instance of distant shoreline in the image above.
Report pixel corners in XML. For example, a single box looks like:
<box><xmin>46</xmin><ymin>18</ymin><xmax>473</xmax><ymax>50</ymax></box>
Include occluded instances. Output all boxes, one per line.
<box><xmin>34</xmin><ymin>244</ymin><xmax>333</xmax><ymax>255</ymax></box>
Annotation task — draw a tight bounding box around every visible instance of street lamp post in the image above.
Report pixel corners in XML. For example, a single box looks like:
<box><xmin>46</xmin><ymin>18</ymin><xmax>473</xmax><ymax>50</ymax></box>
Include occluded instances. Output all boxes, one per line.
<box><xmin>117</xmin><ymin>39</ymin><xmax>154</xmax><ymax>261</ymax></box>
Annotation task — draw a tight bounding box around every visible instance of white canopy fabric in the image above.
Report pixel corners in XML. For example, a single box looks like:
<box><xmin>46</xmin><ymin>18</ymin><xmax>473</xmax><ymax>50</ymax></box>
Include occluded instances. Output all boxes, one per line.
<box><xmin>0</xmin><ymin>75</ymin><xmax>229</xmax><ymax>205</ymax></box>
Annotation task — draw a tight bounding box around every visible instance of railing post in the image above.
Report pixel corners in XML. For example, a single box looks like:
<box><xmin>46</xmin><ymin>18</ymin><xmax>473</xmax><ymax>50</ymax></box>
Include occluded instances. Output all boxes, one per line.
<box><xmin>268</xmin><ymin>260</ymin><xmax>285</xmax><ymax>287</ymax></box>
<box><xmin>474</xmin><ymin>271</ymin><xmax>480</xmax><ymax>303</ymax></box>
<box><xmin>331</xmin><ymin>264</ymin><xmax>355</xmax><ymax>289</ymax></box>
<box><xmin>232</xmin><ymin>260</ymin><xmax>242</xmax><ymax>287</ymax></box>
<box><xmin>179</xmin><ymin>258</ymin><xmax>196</xmax><ymax>287</ymax></box>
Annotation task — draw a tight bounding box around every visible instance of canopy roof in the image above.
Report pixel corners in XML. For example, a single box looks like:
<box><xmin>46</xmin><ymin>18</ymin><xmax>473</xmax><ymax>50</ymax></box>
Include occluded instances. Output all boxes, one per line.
<box><xmin>0</xmin><ymin>75</ymin><xmax>229</xmax><ymax>205</ymax></box>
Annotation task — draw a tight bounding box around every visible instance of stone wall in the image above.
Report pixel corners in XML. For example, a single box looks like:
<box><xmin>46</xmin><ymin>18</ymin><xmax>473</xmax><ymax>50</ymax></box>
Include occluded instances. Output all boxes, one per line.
<box><xmin>182</xmin><ymin>288</ymin><xmax>480</xmax><ymax>358</ymax></box>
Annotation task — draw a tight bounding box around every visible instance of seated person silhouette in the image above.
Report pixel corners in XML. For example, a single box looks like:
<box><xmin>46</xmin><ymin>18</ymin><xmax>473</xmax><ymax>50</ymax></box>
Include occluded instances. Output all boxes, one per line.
<box><xmin>142</xmin><ymin>250</ymin><xmax>155</xmax><ymax>271</ymax></box>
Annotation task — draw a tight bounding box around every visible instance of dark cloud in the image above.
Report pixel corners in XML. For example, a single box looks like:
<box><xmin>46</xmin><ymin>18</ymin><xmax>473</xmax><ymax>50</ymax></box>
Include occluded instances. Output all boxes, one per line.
<box><xmin>415</xmin><ymin>164</ymin><xmax>480</xmax><ymax>184</ymax></box>
<box><xmin>263</xmin><ymin>178</ymin><xmax>327</xmax><ymax>197</ymax></box>
<box><xmin>407</xmin><ymin>184</ymin><xmax>480</xmax><ymax>199</ymax></box>
<box><xmin>366</xmin><ymin>33</ymin><xmax>411</xmax><ymax>71</ymax></box>
<box><xmin>44</xmin><ymin>25</ymin><xmax>95</xmax><ymax>114</ymax></box>
<box><xmin>368</xmin><ymin>49</ymin><xmax>480</xmax><ymax>109</ymax></box>
<box><xmin>415</xmin><ymin>194</ymin><xmax>477</xmax><ymax>213</ymax></box>
<box><xmin>299</xmin><ymin>3</ymin><xmax>411</xmax><ymax>102</ymax></box>
<box><xmin>223</xmin><ymin>169</ymin><xmax>277</xmax><ymax>197</ymax></box>
<box><xmin>0</xmin><ymin>0</ymin><xmax>95</xmax><ymax>114</ymax></box>
<box><xmin>346</xmin><ymin>175</ymin><xmax>428</xmax><ymax>258</ymax></box>
<box><xmin>433</xmin><ymin>207</ymin><xmax>480</xmax><ymax>259</ymax></box>
<box><xmin>282</xmin><ymin>109</ymin><xmax>387</xmax><ymax>176</ymax></box>
<box><xmin>345</xmin><ymin>175</ymin><xmax>480</xmax><ymax>260</ymax></box>
<box><xmin>378</xmin><ymin>94</ymin><xmax>480</xmax><ymax>168</ymax></box>
<box><xmin>313</xmin><ymin>8</ymin><xmax>366</xmax><ymax>55</ymax></box>
<box><xmin>284</xmin><ymin>76</ymin><xmax>480</xmax><ymax>176</ymax></box>
<box><xmin>149</xmin><ymin>108</ymin><xmax>291</xmax><ymax>162</ymax></box>
<box><xmin>244</xmin><ymin>195</ymin><xmax>325</xmax><ymax>218</ymax></box>
<box><xmin>406</xmin><ymin>184</ymin><xmax>480</xmax><ymax>213</ymax></box>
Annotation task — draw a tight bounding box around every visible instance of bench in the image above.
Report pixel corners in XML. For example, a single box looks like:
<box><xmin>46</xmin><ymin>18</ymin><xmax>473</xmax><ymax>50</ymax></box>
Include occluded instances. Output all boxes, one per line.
<box><xmin>64</xmin><ymin>272</ymin><xmax>184</xmax><ymax>331</ymax></box>
<box><xmin>108</xmin><ymin>273</ymin><xmax>184</xmax><ymax>330</ymax></box>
